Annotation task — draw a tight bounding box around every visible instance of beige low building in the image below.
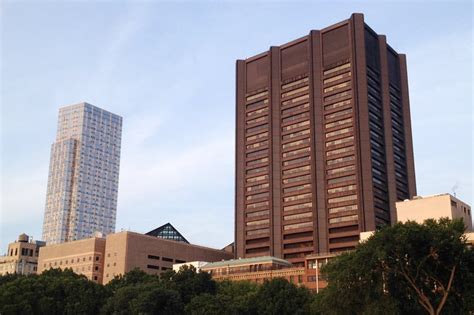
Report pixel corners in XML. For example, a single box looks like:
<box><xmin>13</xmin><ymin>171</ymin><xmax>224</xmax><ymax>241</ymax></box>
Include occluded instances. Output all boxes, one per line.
<box><xmin>38</xmin><ymin>237</ymin><xmax>106</xmax><ymax>283</ymax></box>
<box><xmin>396</xmin><ymin>194</ymin><xmax>472</xmax><ymax>231</ymax></box>
<box><xmin>102</xmin><ymin>231</ymin><xmax>233</xmax><ymax>284</ymax></box>
<box><xmin>38</xmin><ymin>230</ymin><xmax>233</xmax><ymax>284</ymax></box>
<box><xmin>0</xmin><ymin>233</ymin><xmax>45</xmax><ymax>275</ymax></box>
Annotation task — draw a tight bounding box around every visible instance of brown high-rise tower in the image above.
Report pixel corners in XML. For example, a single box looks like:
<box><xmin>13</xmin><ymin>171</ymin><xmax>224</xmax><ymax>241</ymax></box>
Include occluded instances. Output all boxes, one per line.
<box><xmin>235</xmin><ymin>13</ymin><xmax>416</xmax><ymax>266</ymax></box>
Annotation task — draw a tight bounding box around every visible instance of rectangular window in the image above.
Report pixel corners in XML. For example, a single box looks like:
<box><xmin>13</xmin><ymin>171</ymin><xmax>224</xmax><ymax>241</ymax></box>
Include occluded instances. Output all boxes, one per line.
<box><xmin>246</xmin><ymin>149</ymin><xmax>267</xmax><ymax>159</ymax></box>
<box><xmin>247</xmin><ymin>228</ymin><xmax>269</xmax><ymax>236</ymax></box>
<box><xmin>324</xmin><ymin>81</ymin><xmax>351</xmax><ymax>93</ymax></box>
<box><xmin>282</xmin><ymin>138</ymin><xmax>310</xmax><ymax>150</ymax></box>
<box><xmin>246</xmin><ymin>174</ymin><xmax>268</xmax><ymax>183</ymax></box>
<box><xmin>281</xmin><ymin>86</ymin><xmax>309</xmax><ymax>99</ymax></box>
<box><xmin>283</xmin><ymin>174</ymin><xmax>311</xmax><ymax>184</ymax></box>
<box><xmin>327</xmin><ymin>184</ymin><xmax>357</xmax><ymax>194</ymax></box>
<box><xmin>327</xmin><ymin>165</ymin><xmax>355</xmax><ymax>175</ymax></box>
<box><xmin>282</xmin><ymin>103</ymin><xmax>309</xmax><ymax>116</ymax></box>
<box><xmin>324</xmin><ymin>91</ymin><xmax>351</xmax><ymax>102</ymax></box>
<box><xmin>247</xmin><ymin>107</ymin><xmax>268</xmax><ymax>117</ymax></box>
<box><xmin>246</xmin><ymin>201</ymin><xmax>269</xmax><ymax>209</ymax></box>
<box><xmin>247</xmin><ymin>210</ymin><xmax>270</xmax><ymax>218</ymax></box>
<box><xmin>283</xmin><ymin>156</ymin><xmax>311</xmax><ymax>166</ymax></box>
<box><xmin>246</xmin><ymin>116</ymin><xmax>267</xmax><ymax>125</ymax></box>
<box><xmin>282</xmin><ymin>129</ymin><xmax>310</xmax><ymax>141</ymax></box>
<box><xmin>246</xmin><ymin>141</ymin><xmax>268</xmax><ymax>150</ymax></box>
<box><xmin>284</xmin><ymin>193</ymin><xmax>312</xmax><ymax>203</ymax></box>
<box><xmin>326</xmin><ymin>146</ymin><xmax>354</xmax><ymax>157</ymax></box>
<box><xmin>246</xmin><ymin>124</ymin><xmax>268</xmax><ymax>134</ymax></box>
<box><xmin>162</xmin><ymin>257</ymin><xmax>173</xmax><ymax>262</ymax></box>
<box><xmin>246</xmin><ymin>91</ymin><xmax>268</xmax><ymax>102</ymax></box>
<box><xmin>247</xmin><ymin>157</ymin><xmax>268</xmax><ymax>167</ymax></box>
<box><xmin>284</xmin><ymin>221</ymin><xmax>312</xmax><ymax>230</ymax></box>
<box><xmin>323</xmin><ymin>63</ymin><xmax>351</xmax><ymax>75</ymax></box>
<box><xmin>147</xmin><ymin>264</ymin><xmax>160</xmax><ymax>270</ymax></box>
<box><xmin>246</xmin><ymin>183</ymin><xmax>269</xmax><ymax>192</ymax></box>
<box><xmin>327</xmin><ymin>155</ymin><xmax>355</xmax><ymax>166</ymax></box>
<box><xmin>325</xmin><ymin>108</ymin><xmax>352</xmax><ymax>120</ymax></box>
<box><xmin>284</xmin><ymin>212</ymin><xmax>312</xmax><ymax>221</ymax></box>
<box><xmin>281</xmin><ymin>77</ymin><xmax>309</xmax><ymax>90</ymax></box>
<box><xmin>327</xmin><ymin>175</ymin><xmax>356</xmax><ymax>185</ymax></box>
<box><xmin>328</xmin><ymin>194</ymin><xmax>357</xmax><ymax>204</ymax></box>
<box><xmin>246</xmin><ymin>192</ymin><xmax>269</xmax><ymax>201</ymax></box>
<box><xmin>284</xmin><ymin>202</ymin><xmax>312</xmax><ymax>212</ymax></box>
<box><xmin>282</xmin><ymin>94</ymin><xmax>310</xmax><ymax>107</ymax></box>
<box><xmin>326</xmin><ymin>136</ymin><xmax>354</xmax><ymax>147</ymax></box>
<box><xmin>246</xmin><ymin>219</ymin><xmax>269</xmax><ymax>226</ymax></box>
<box><xmin>282</xmin><ymin>146</ymin><xmax>311</xmax><ymax>158</ymax></box>
<box><xmin>246</xmin><ymin>132</ymin><xmax>268</xmax><ymax>142</ymax></box>
<box><xmin>282</xmin><ymin>120</ymin><xmax>310</xmax><ymax>132</ymax></box>
<box><xmin>329</xmin><ymin>215</ymin><xmax>358</xmax><ymax>224</ymax></box>
<box><xmin>328</xmin><ymin>204</ymin><xmax>358</xmax><ymax>214</ymax></box>
<box><xmin>246</xmin><ymin>99</ymin><xmax>268</xmax><ymax>111</ymax></box>
<box><xmin>283</xmin><ymin>165</ymin><xmax>310</xmax><ymax>175</ymax></box>
<box><xmin>246</xmin><ymin>166</ymin><xmax>268</xmax><ymax>175</ymax></box>
<box><xmin>324</xmin><ymin>99</ymin><xmax>351</xmax><ymax>111</ymax></box>
<box><xmin>148</xmin><ymin>255</ymin><xmax>160</xmax><ymax>260</ymax></box>
<box><xmin>283</xmin><ymin>184</ymin><xmax>311</xmax><ymax>194</ymax></box>
<box><xmin>325</xmin><ymin>118</ymin><xmax>352</xmax><ymax>129</ymax></box>
<box><xmin>323</xmin><ymin>72</ymin><xmax>351</xmax><ymax>84</ymax></box>
<box><xmin>282</xmin><ymin>112</ymin><xmax>309</xmax><ymax>124</ymax></box>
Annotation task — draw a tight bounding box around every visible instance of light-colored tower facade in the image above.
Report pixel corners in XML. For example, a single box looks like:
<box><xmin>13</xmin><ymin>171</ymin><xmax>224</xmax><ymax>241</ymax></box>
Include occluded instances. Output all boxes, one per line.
<box><xmin>42</xmin><ymin>102</ymin><xmax>122</xmax><ymax>245</ymax></box>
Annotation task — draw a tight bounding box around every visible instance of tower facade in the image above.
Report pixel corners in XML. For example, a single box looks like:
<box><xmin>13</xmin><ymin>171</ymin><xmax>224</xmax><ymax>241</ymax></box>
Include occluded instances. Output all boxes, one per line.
<box><xmin>42</xmin><ymin>102</ymin><xmax>122</xmax><ymax>245</ymax></box>
<box><xmin>235</xmin><ymin>14</ymin><xmax>416</xmax><ymax>266</ymax></box>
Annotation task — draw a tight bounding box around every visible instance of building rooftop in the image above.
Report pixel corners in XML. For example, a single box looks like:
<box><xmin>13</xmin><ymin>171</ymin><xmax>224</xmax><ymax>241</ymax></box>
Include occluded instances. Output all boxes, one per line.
<box><xmin>202</xmin><ymin>256</ymin><xmax>292</xmax><ymax>269</ymax></box>
<box><xmin>145</xmin><ymin>223</ymin><xmax>189</xmax><ymax>244</ymax></box>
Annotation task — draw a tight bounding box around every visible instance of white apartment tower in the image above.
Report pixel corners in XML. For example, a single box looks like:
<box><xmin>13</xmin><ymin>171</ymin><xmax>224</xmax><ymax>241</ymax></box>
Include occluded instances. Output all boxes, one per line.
<box><xmin>42</xmin><ymin>102</ymin><xmax>122</xmax><ymax>244</ymax></box>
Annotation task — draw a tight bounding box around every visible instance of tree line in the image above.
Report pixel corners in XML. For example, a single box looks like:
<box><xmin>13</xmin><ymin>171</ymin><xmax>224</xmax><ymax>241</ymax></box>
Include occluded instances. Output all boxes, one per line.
<box><xmin>0</xmin><ymin>218</ymin><xmax>472</xmax><ymax>314</ymax></box>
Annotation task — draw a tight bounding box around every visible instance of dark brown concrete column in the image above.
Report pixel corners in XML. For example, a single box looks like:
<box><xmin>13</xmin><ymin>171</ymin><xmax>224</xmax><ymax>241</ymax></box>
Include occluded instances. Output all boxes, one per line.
<box><xmin>351</xmin><ymin>13</ymin><xmax>375</xmax><ymax>232</ymax></box>
<box><xmin>270</xmin><ymin>46</ymin><xmax>282</xmax><ymax>258</ymax></box>
<box><xmin>378</xmin><ymin>36</ymin><xmax>398</xmax><ymax>224</ymax></box>
<box><xmin>398</xmin><ymin>54</ymin><xmax>417</xmax><ymax>198</ymax></box>
<box><xmin>235</xmin><ymin>60</ymin><xmax>246</xmax><ymax>258</ymax></box>
<box><xmin>310</xmin><ymin>30</ymin><xmax>327</xmax><ymax>253</ymax></box>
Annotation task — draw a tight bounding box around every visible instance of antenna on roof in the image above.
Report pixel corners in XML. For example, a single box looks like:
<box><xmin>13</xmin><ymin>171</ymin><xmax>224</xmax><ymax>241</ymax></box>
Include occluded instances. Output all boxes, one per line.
<box><xmin>452</xmin><ymin>182</ymin><xmax>459</xmax><ymax>197</ymax></box>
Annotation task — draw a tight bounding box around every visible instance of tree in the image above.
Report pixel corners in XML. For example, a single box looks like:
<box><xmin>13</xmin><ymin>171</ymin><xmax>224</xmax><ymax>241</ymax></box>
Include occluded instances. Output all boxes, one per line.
<box><xmin>314</xmin><ymin>218</ymin><xmax>474</xmax><ymax>315</ymax></box>
<box><xmin>254</xmin><ymin>278</ymin><xmax>312</xmax><ymax>315</ymax></box>
<box><xmin>0</xmin><ymin>268</ymin><xmax>107</xmax><ymax>315</ymax></box>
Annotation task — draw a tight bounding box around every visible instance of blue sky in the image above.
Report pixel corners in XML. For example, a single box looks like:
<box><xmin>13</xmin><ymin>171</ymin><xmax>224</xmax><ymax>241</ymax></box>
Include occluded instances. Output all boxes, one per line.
<box><xmin>1</xmin><ymin>0</ymin><xmax>472</xmax><ymax>252</ymax></box>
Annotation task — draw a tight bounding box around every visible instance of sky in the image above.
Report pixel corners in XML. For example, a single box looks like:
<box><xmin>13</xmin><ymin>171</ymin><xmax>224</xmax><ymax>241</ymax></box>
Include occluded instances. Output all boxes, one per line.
<box><xmin>0</xmin><ymin>0</ymin><xmax>472</xmax><ymax>253</ymax></box>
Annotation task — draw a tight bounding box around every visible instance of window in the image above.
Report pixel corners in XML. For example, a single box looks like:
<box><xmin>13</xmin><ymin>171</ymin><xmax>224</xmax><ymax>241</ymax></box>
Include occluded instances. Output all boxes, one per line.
<box><xmin>327</xmin><ymin>175</ymin><xmax>356</xmax><ymax>185</ymax></box>
<box><xmin>246</xmin><ymin>192</ymin><xmax>269</xmax><ymax>201</ymax></box>
<box><xmin>327</xmin><ymin>155</ymin><xmax>355</xmax><ymax>166</ymax></box>
<box><xmin>281</xmin><ymin>86</ymin><xmax>309</xmax><ymax>99</ymax></box>
<box><xmin>282</xmin><ymin>103</ymin><xmax>309</xmax><ymax>116</ymax></box>
<box><xmin>282</xmin><ymin>112</ymin><xmax>309</xmax><ymax>124</ymax></box>
<box><xmin>247</xmin><ymin>107</ymin><xmax>268</xmax><ymax>118</ymax></box>
<box><xmin>282</xmin><ymin>77</ymin><xmax>309</xmax><ymax>90</ymax></box>
<box><xmin>282</xmin><ymin>128</ymin><xmax>310</xmax><ymax>141</ymax></box>
<box><xmin>329</xmin><ymin>215</ymin><xmax>359</xmax><ymax>224</ymax></box>
<box><xmin>246</xmin><ymin>201</ymin><xmax>269</xmax><ymax>209</ymax></box>
<box><xmin>94</xmin><ymin>266</ymin><xmax>99</xmax><ymax>271</ymax></box>
<box><xmin>246</xmin><ymin>228</ymin><xmax>269</xmax><ymax>236</ymax></box>
<box><xmin>325</xmin><ymin>118</ymin><xmax>352</xmax><ymax>129</ymax></box>
<box><xmin>246</xmin><ymin>175</ymin><xmax>268</xmax><ymax>183</ymax></box>
<box><xmin>246</xmin><ymin>183</ymin><xmax>269</xmax><ymax>192</ymax></box>
<box><xmin>323</xmin><ymin>63</ymin><xmax>351</xmax><ymax>75</ymax></box>
<box><xmin>284</xmin><ymin>212</ymin><xmax>312</xmax><ymax>221</ymax></box>
<box><xmin>325</xmin><ymin>108</ymin><xmax>352</xmax><ymax>120</ymax></box>
<box><xmin>246</xmin><ymin>132</ymin><xmax>268</xmax><ymax>142</ymax></box>
<box><xmin>326</xmin><ymin>146</ymin><xmax>354</xmax><ymax>157</ymax></box>
<box><xmin>323</xmin><ymin>72</ymin><xmax>351</xmax><ymax>84</ymax></box>
<box><xmin>282</xmin><ymin>94</ymin><xmax>309</xmax><ymax>107</ymax></box>
<box><xmin>246</xmin><ymin>219</ymin><xmax>269</xmax><ymax>226</ymax></box>
<box><xmin>95</xmin><ymin>256</ymin><xmax>99</xmax><ymax>261</ymax></box>
<box><xmin>283</xmin><ymin>174</ymin><xmax>311</xmax><ymax>184</ymax></box>
<box><xmin>284</xmin><ymin>221</ymin><xmax>312</xmax><ymax>230</ymax></box>
<box><xmin>328</xmin><ymin>184</ymin><xmax>357</xmax><ymax>194</ymax></box>
<box><xmin>284</xmin><ymin>193</ymin><xmax>312</xmax><ymax>203</ymax></box>
<box><xmin>325</xmin><ymin>99</ymin><xmax>351</xmax><ymax>111</ymax></box>
<box><xmin>246</xmin><ymin>91</ymin><xmax>268</xmax><ymax>102</ymax></box>
<box><xmin>282</xmin><ymin>146</ymin><xmax>311</xmax><ymax>158</ymax></box>
<box><xmin>324</xmin><ymin>91</ymin><xmax>351</xmax><ymax>102</ymax></box>
<box><xmin>147</xmin><ymin>265</ymin><xmax>160</xmax><ymax>270</ymax></box>
<box><xmin>282</xmin><ymin>120</ymin><xmax>310</xmax><ymax>132</ymax></box>
<box><xmin>247</xmin><ymin>210</ymin><xmax>269</xmax><ymax>218</ymax></box>
<box><xmin>324</xmin><ymin>81</ymin><xmax>351</xmax><ymax>93</ymax></box>
<box><xmin>326</xmin><ymin>136</ymin><xmax>354</xmax><ymax>147</ymax></box>
<box><xmin>328</xmin><ymin>194</ymin><xmax>357</xmax><ymax>204</ymax></box>
<box><xmin>283</xmin><ymin>165</ymin><xmax>310</xmax><ymax>175</ymax></box>
<box><xmin>246</xmin><ymin>166</ymin><xmax>268</xmax><ymax>175</ymax></box>
<box><xmin>246</xmin><ymin>116</ymin><xmax>266</xmax><ymax>125</ymax></box>
<box><xmin>327</xmin><ymin>165</ymin><xmax>355</xmax><ymax>175</ymax></box>
<box><xmin>283</xmin><ymin>184</ymin><xmax>311</xmax><ymax>194</ymax></box>
<box><xmin>247</xmin><ymin>157</ymin><xmax>268</xmax><ymax>167</ymax></box>
<box><xmin>162</xmin><ymin>257</ymin><xmax>173</xmax><ymax>262</ymax></box>
<box><xmin>246</xmin><ymin>124</ymin><xmax>268</xmax><ymax>134</ymax></box>
<box><xmin>148</xmin><ymin>255</ymin><xmax>160</xmax><ymax>260</ymax></box>
<box><xmin>283</xmin><ymin>202</ymin><xmax>312</xmax><ymax>212</ymax></box>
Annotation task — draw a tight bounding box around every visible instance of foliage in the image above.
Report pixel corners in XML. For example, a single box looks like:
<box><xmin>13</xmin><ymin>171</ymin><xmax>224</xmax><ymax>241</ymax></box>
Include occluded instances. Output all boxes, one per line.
<box><xmin>0</xmin><ymin>268</ymin><xmax>107</xmax><ymax>315</ymax></box>
<box><xmin>314</xmin><ymin>218</ymin><xmax>474</xmax><ymax>315</ymax></box>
